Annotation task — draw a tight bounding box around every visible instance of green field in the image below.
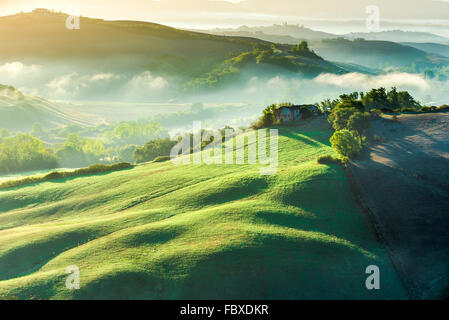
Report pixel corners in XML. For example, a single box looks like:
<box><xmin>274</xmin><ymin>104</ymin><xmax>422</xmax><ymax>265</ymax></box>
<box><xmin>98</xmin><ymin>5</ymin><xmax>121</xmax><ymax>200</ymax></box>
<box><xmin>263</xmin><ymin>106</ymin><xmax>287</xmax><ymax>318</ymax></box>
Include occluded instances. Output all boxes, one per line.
<box><xmin>0</xmin><ymin>120</ymin><xmax>406</xmax><ymax>299</ymax></box>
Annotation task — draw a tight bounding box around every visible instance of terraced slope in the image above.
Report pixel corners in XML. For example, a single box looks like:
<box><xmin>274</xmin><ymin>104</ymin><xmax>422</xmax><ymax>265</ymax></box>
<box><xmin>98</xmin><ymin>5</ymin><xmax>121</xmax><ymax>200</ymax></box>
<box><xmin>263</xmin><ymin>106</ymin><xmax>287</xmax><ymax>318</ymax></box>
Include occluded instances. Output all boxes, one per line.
<box><xmin>0</xmin><ymin>86</ymin><xmax>103</xmax><ymax>131</ymax></box>
<box><xmin>0</xmin><ymin>120</ymin><xmax>406</xmax><ymax>299</ymax></box>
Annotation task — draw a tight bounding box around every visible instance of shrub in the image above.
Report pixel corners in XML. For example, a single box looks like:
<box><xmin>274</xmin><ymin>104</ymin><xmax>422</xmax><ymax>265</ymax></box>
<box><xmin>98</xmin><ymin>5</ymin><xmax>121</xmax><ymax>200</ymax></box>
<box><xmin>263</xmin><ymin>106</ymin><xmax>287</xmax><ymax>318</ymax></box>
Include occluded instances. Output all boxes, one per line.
<box><xmin>44</xmin><ymin>171</ymin><xmax>65</xmax><ymax>180</ymax></box>
<box><xmin>252</xmin><ymin>104</ymin><xmax>277</xmax><ymax>129</ymax></box>
<box><xmin>400</xmin><ymin>107</ymin><xmax>417</xmax><ymax>113</ymax></box>
<box><xmin>330</xmin><ymin>130</ymin><xmax>362</xmax><ymax>159</ymax></box>
<box><xmin>327</xmin><ymin>105</ymin><xmax>359</xmax><ymax>131</ymax></box>
<box><xmin>336</xmin><ymin>99</ymin><xmax>365</xmax><ymax>112</ymax></box>
<box><xmin>317</xmin><ymin>155</ymin><xmax>343</xmax><ymax>165</ymax></box>
<box><xmin>362</xmin><ymin>87</ymin><xmax>421</xmax><ymax>111</ymax></box>
<box><xmin>153</xmin><ymin>156</ymin><xmax>170</xmax><ymax>163</ymax></box>
<box><xmin>0</xmin><ymin>163</ymin><xmax>134</xmax><ymax>190</ymax></box>
<box><xmin>133</xmin><ymin>138</ymin><xmax>178</xmax><ymax>163</ymax></box>
<box><xmin>420</xmin><ymin>106</ymin><xmax>439</xmax><ymax>112</ymax></box>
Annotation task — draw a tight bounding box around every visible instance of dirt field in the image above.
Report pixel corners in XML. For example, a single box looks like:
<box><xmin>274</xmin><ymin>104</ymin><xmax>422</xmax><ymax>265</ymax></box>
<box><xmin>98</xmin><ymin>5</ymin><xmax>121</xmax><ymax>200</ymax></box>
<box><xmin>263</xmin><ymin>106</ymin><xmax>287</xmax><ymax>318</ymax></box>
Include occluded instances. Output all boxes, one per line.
<box><xmin>348</xmin><ymin>112</ymin><xmax>449</xmax><ymax>299</ymax></box>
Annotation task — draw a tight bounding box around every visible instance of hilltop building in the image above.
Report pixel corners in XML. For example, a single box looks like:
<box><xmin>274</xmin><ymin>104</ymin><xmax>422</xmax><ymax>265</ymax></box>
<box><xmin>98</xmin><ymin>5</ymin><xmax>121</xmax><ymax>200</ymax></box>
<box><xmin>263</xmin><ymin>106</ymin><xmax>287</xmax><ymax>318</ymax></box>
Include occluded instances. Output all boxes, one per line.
<box><xmin>274</xmin><ymin>105</ymin><xmax>319</xmax><ymax>123</ymax></box>
<box><xmin>32</xmin><ymin>8</ymin><xmax>54</xmax><ymax>15</ymax></box>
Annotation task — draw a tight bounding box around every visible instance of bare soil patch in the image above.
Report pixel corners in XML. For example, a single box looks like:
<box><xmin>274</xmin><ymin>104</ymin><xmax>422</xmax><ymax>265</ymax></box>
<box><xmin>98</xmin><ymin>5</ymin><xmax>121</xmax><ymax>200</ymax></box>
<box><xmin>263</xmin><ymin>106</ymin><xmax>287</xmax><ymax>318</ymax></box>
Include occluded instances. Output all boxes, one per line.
<box><xmin>348</xmin><ymin>112</ymin><xmax>449</xmax><ymax>299</ymax></box>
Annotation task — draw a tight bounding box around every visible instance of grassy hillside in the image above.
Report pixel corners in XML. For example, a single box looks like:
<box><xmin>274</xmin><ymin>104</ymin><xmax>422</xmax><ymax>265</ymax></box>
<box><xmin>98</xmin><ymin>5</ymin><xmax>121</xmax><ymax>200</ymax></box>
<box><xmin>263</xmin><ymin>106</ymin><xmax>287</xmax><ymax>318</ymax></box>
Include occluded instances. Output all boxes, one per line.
<box><xmin>206</xmin><ymin>28</ymin><xmax>449</xmax><ymax>72</ymax></box>
<box><xmin>0</xmin><ymin>85</ymin><xmax>103</xmax><ymax>131</ymax></box>
<box><xmin>0</xmin><ymin>11</ymin><xmax>352</xmax><ymax>90</ymax></box>
<box><xmin>0</xmin><ymin>119</ymin><xmax>406</xmax><ymax>299</ymax></box>
<box><xmin>185</xmin><ymin>46</ymin><xmax>346</xmax><ymax>91</ymax></box>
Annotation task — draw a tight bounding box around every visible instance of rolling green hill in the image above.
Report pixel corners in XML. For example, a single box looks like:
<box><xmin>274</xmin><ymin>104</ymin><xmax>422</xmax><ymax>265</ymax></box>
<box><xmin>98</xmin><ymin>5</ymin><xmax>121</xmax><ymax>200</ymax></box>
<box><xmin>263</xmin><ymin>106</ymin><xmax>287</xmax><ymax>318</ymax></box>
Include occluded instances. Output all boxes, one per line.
<box><xmin>185</xmin><ymin>45</ymin><xmax>347</xmax><ymax>91</ymax></box>
<box><xmin>0</xmin><ymin>119</ymin><xmax>406</xmax><ymax>299</ymax></box>
<box><xmin>402</xmin><ymin>42</ymin><xmax>449</xmax><ymax>59</ymax></box>
<box><xmin>204</xmin><ymin>27</ymin><xmax>449</xmax><ymax>72</ymax></box>
<box><xmin>208</xmin><ymin>24</ymin><xmax>338</xmax><ymax>41</ymax></box>
<box><xmin>0</xmin><ymin>11</ymin><xmax>353</xmax><ymax>91</ymax></box>
<box><xmin>345</xmin><ymin>30</ymin><xmax>449</xmax><ymax>44</ymax></box>
<box><xmin>0</xmin><ymin>85</ymin><xmax>103</xmax><ymax>131</ymax></box>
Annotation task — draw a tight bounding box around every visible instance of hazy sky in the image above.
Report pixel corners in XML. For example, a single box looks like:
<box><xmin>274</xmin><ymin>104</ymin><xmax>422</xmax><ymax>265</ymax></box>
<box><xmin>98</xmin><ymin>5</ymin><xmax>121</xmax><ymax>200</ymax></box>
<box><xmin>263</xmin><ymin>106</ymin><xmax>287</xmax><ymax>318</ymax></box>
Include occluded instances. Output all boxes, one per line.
<box><xmin>1</xmin><ymin>0</ymin><xmax>449</xmax><ymax>30</ymax></box>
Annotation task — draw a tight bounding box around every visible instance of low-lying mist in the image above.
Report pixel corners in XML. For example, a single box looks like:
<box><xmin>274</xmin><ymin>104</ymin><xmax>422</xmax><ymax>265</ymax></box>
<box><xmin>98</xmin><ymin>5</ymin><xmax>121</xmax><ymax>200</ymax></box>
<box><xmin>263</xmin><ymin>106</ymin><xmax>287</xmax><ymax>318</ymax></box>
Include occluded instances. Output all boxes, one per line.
<box><xmin>1</xmin><ymin>59</ymin><xmax>449</xmax><ymax>133</ymax></box>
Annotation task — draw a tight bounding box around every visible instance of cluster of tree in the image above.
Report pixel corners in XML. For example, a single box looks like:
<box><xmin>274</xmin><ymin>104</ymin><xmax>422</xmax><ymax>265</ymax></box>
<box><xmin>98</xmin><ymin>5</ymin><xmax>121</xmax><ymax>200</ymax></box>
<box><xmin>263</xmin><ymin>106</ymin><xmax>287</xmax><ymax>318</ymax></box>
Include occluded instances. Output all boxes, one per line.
<box><xmin>0</xmin><ymin>115</ymin><xmax>190</xmax><ymax>174</ymax></box>
<box><xmin>290</xmin><ymin>41</ymin><xmax>319</xmax><ymax>59</ymax></box>
<box><xmin>421</xmin><ymin>104</ymin><xmax>449</xmax><ymax>112</ymax></box>
<box><xmin>0</xmin><ymin>131</ymin><xmax>166</xmax><ymax>174</ymax></box>
<box><xmin>55</xmin><ymin>133</ymin><xmax>107</xmax><ymax>168</ymax></box>
<box><xmin>252</xmin><ymin>102</ymin><xmax>321</xmax><ymax>129</ymax></box>
<box><xmin>252</xmin><ymin>104</ymin><xmax>277</xmax><ymax>129</ymax></box>
<box><xmin>41</xmin><ymin>120</ymin><xmax>168</xmax><ymax>149</ymax></box>
<box><xmin>102</xmin><ymin>121</ymin><xmax>168</xmax><ymax>146</ymax></box>
<box><xmin>133</xmin><ymin>138</ymin><xmax>179</xmax><ymax>164</ymax></box>
<box><xmin>22</xmin><ymin>119</ymin><xmax>171</xmax><ymax>164</ymax></box>
<box><xmin>0</xmin><ymin>134</ymin><xmax>58</xmax><ymax>174</ymax></box>
<box><xmin>132</xmin><ymin>125</ymin><xmax>242</xmax><ymax>164</ymax></box>
<box><xmin>317</xmin><ymin>87</ymin><xmax>421</xmax><ymax>113</ymax></box>
<box><xmin>0</xmin><ymin>128</ymin><xmax>169</xmax><ymax>174</ymax></box>
<box><xmin>362</xmin><ymin>87</ymin><xmax>420</xmax><ymax>111</ymax></box>
<box><xmin>326</xmin><ymin>95</ymin><xmax>373</xmax><ymax>160</ymax></box>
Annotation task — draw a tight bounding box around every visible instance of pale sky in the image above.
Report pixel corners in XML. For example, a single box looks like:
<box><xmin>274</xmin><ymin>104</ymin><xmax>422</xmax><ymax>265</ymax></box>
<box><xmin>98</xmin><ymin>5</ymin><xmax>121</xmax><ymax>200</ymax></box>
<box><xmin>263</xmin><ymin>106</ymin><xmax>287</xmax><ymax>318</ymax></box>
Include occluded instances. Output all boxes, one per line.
<box><xmin>1</xmin><ymin>0</ymin><xmax>449</xmax><ymax>29</ymax></box>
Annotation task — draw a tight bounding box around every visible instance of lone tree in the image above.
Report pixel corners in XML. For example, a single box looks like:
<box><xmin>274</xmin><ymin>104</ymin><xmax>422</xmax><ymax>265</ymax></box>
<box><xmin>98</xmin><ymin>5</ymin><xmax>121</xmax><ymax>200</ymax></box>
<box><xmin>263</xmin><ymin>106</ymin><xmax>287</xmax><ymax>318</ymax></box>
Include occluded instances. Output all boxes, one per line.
<box><xmin>296</xmin><ymin>40</ymin><xmax>309</xmax><ymax>52</ymax></box>
<box><xmin>330</xmin><ymin>129</ymin><xmax>362</xmax><ymax>159</ymax></box>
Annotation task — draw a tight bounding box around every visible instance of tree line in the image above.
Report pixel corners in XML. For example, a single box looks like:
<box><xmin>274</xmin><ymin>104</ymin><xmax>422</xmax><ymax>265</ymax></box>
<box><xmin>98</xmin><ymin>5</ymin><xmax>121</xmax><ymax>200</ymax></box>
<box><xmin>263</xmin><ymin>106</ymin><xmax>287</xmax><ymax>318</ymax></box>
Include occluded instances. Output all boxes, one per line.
<box><xmin>253</xmin><ymin>87</ymin><xmax>439</xmax><ymax>163</ymax></box>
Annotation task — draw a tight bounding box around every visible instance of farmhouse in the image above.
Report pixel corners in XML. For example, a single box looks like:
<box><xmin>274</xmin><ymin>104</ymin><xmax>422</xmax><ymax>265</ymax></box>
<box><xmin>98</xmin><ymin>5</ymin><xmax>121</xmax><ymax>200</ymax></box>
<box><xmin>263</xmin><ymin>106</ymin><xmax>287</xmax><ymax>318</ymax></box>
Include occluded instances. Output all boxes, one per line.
<box><xmin>32</xmin><ymin>8</ymin><xmax>54</xmax><ymax>15</ymax></box>
<box><xmin>274</xmin><ymin>104</ymin><xmax>319</xmax><ymax>123</ymax></box>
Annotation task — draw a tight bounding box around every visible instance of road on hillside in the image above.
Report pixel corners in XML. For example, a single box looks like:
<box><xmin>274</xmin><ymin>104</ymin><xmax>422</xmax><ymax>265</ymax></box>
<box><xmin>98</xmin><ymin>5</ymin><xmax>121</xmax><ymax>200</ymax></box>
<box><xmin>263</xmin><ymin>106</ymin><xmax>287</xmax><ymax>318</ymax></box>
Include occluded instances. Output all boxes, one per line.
<box><xmin>348</xmin><ymin>112</ymin><xmax>449</xmax><ymax>300</ymax></box>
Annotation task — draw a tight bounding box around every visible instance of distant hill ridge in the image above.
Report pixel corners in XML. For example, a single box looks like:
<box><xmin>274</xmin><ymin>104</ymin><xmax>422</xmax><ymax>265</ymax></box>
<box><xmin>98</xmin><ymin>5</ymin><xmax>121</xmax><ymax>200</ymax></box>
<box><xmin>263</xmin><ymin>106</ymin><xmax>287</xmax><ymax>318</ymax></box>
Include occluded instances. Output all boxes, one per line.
<box><xmin>0</xmin><ymin>12</ymin><xmax>361</xmax><ymax>92</ymax></box>
<box><xmin>203</xmin><ymin>25</ymin><xmax>449</xmax><ymax>71</ymax></box>
<box><xmin>345</xmin><ymin>30</ymin><xmax>449</xmax><ymax>44</ymax></box>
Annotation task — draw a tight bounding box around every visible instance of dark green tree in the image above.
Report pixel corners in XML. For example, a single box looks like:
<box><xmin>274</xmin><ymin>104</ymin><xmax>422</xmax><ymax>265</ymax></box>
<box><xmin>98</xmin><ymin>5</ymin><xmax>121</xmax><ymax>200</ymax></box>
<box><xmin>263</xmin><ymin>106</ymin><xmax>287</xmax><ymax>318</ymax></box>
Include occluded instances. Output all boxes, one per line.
<box><xmin>362</xmin><ymin>87</ymin><xmax>391</xmax><ymax>110</ymax></box>
<box><xmin>330</xmin><ymin>130</ymin><xmax>362</xmax><ymax>159</ymax></box>
<box><xmin>296</xmin><ymin>40</ymin><xmax>309</xmax><ymax>52</ymax></box>
<box><xmin>347</xmin><ymin>112</ymin><xmax>371</xmax><ymax>136</ymax></box>
<box><xmin>133</xmin><ymin>138</ymin><xmax>178</xmax><ymax>163</ymax></box>
<box><xmin>328</xmin><ymin>104</ymin><xmax>360</xmax><ymax>131</ymax></box>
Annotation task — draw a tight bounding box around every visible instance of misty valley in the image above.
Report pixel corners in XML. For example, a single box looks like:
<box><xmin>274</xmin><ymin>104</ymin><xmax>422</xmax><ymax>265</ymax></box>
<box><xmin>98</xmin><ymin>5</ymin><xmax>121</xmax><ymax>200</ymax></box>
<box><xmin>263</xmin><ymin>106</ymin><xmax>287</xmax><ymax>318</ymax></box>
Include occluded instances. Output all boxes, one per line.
<box><xmin>0</xmin><ymin>5</ymin><xmax>449</xmax><ymax>302</ymax></box>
